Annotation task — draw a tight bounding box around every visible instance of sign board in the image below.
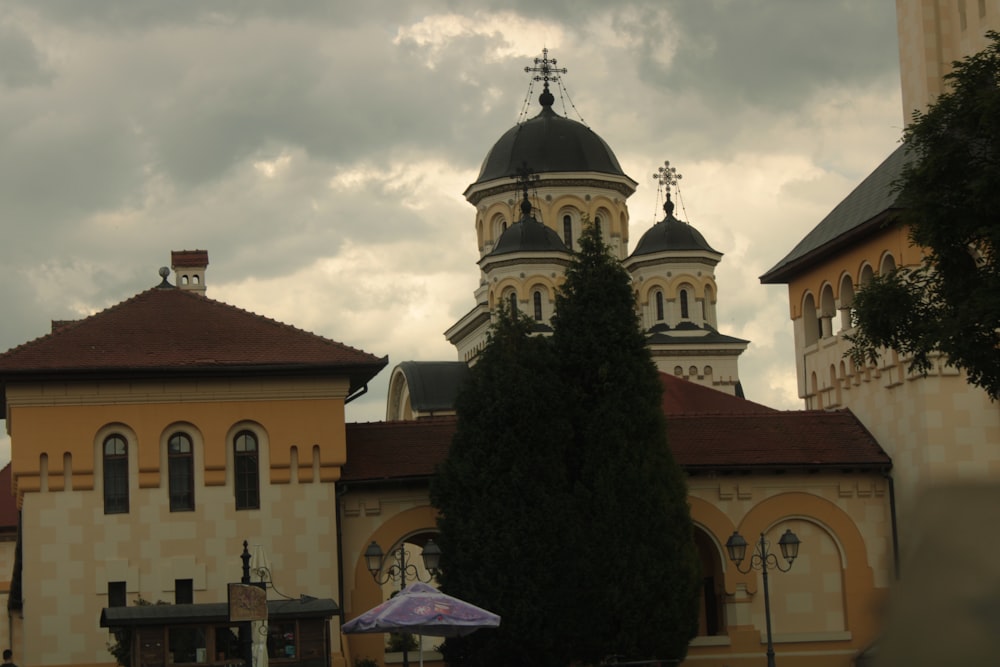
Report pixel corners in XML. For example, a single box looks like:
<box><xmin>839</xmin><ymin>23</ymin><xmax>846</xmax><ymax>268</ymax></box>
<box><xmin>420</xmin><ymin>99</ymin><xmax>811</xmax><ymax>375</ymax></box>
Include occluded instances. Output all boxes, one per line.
<box><xmin>228</xmin><ymin>583</ymin><xmax>267</xmax><ymax>623</ymax></box>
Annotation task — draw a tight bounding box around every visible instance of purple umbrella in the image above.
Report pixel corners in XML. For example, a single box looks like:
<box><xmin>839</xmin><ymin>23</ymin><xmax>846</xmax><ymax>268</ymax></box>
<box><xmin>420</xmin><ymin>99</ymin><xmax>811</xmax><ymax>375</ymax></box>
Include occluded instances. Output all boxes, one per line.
<box><xmin>342</xmin><ymin>582</ymin><xmax>501</xmax><ymax>667</ymax></box>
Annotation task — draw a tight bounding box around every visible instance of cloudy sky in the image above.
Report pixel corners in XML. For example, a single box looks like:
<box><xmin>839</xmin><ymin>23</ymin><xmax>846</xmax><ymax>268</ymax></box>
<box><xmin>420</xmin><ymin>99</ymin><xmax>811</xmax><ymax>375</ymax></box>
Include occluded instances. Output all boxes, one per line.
<box><xmin>0</xmin><ymin>0</ymin><xmax>905</xmax><ymax>464</ymax></box>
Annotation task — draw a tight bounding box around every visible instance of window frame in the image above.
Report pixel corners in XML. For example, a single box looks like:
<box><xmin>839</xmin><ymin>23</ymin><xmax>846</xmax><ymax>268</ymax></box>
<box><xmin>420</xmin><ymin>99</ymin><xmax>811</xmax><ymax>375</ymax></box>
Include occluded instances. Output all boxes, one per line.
<box><xmin>168</xmin><ymin>432</ymin><xmax>195</xmax><ymax>512</ymax></box>
<box><xmin>233</xmin><ymin>431</ymin><xmax>261</xmax><ymax>511</ymax></box>
<box><xmin>103</xmin><ymin>434</ymin><xmax>129</xmax><ymax>514</ymax></box>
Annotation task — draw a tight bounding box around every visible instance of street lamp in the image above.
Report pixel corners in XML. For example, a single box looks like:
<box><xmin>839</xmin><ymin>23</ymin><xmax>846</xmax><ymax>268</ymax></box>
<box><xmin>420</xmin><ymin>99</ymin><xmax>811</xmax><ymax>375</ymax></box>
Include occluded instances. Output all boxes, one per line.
<box><xmin>726</xmin><ymin>529</ymin><xmax>801</xmax><ymax>667</ymax></box>
<box><xmin>364</xmin><ymin>539</ymin><xmax>442</xmax><ymax>667</ymax></box>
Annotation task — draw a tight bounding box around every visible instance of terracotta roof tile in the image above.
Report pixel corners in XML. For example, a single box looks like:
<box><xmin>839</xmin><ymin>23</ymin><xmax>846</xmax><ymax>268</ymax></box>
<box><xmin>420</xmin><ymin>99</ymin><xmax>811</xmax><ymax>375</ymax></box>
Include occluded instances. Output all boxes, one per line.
<box><xmin>343</xmin><ymin>409</ymin><xmax>890</xmax><ymax>482</ymax></box>
<box><xmin>0</xmin><ymin>287</ymin><xmax>386</xmax><ymax>381</ymax></box>
<box><xmin>660</xmin><ymin>373</ymin><xmax>776</xmax><ymax>415</ymax></box>
<box><xmin>343</xmin><ymin>418</ymin><xmax>457</xmax><ymax>482</ymax></box>
<box><xmin>171</xmin><ymin>250</ymin><xmax>209</xmax><ymax>267</ymax></box>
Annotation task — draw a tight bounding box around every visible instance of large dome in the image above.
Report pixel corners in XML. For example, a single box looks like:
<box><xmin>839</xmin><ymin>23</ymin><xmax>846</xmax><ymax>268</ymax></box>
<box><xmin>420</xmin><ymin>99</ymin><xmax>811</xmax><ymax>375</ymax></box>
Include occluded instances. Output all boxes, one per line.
<box><xmin>473</xmin><ymin>100</ymin><xmax>628</xmax><ymax>186</ymax></box>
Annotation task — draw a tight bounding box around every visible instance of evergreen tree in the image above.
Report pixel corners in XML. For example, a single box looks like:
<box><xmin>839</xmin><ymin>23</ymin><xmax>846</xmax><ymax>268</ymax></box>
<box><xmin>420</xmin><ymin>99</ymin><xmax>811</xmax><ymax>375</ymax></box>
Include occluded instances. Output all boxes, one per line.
<box><xmin>551</xmin><ymin>221</ymin><xmax>700</xmax><ymax>663</ymax></box>
<box><xmin>432</xmin><ymin>222</ymin><xmax>700</xmax><ymax>666</ymax></box>
<box><xmin>847</xmin><ymin>31</ymin><xmax>1000</xmax><ymax>398</ymax></box>
<box><xmin>430</xmin><ymin>307</ymin><xmax>577</xmax><ymax>667</ymax></box>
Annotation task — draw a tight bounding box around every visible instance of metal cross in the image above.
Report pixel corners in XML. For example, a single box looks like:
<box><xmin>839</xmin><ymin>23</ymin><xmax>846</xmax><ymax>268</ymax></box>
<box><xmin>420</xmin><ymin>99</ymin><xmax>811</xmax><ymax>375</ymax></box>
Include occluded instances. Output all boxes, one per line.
<box><xmin>524</xmin><ymin>48</ymin><xmax>567</xmax><ymax>89</ymax></box>
<box><xmin>653</xmin><ymin>160</ymin><xmax>683</xmax><ymax>196</ymax></box>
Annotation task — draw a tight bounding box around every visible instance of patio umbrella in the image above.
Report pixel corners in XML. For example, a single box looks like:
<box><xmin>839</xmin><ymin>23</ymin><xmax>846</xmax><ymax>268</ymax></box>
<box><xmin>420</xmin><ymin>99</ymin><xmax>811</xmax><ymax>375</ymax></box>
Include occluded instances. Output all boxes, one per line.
<box><xmin>342</xmin><ymin>582</ymin><xmax>501</xmax><ymax>667</ymax></box>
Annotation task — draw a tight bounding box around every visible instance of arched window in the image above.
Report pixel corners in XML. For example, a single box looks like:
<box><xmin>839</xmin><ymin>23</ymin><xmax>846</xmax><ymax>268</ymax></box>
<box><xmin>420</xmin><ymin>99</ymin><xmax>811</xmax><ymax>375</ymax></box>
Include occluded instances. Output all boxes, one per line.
<box><xmin>680</xmin><ymin>290</ymin><xmax>690</xmax><ymax>319</ymax></box>
<box><xmin>168</xmin><ymin>433</ymin><xmax>195</xmax><ymax>512</ymax></box>
<box><xmin>655</xmin><ymin>291</ymin><xmax>664</xmax><ymax>321</ymax></box>
<box><xmin>880</xmin><ymin>253</ymin><xmax>896</xmax><ymax>275</ymax></box>
<box><xmin>508</xmin><ymin>291</ymin><xmax>518</xmax><ymax>313</ymax></box>
<box><xmin>674</xmin><ymin>366</ymin><xmax>683</xmax><ymax>376</ymax></box>
<box><xmin>803</xmin><ymin>294</ymin><xmax>819</xmax><ymax>346</ymax></box>
<box><xmin>103</xmin><ymin>434</ymin><xmax>129</xmax><ymax>514</ymax></box>
<box><xmin>533</xmin><ymin>290</ymin><xmax>543</xmax><ymax>321</ymax></box>
<box><xmin>234</xmin><ymin>431</ymin><xmax>260</xmax><ymax>511</ymax></box>
<box><xmin>563</xmin><ymin>215</ymin><xmax>573</xmax><ymax>249</ymax></box>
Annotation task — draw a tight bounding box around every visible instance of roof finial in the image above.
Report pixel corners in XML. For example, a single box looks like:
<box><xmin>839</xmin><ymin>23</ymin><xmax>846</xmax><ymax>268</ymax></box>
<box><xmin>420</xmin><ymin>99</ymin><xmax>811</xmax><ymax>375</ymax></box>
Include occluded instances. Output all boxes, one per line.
<box><xmin>156</xmin><ymin>266</ymin><xmax>173</xmax><ymax>289</ymax></box>
<box><xmin>513</xmin><ymin>162</ymin><xmax>540</xmax><ymax>221</ymax></box>
<box><xmin>525</xmin><ymin>48</ymin><xmax>566</xmax><ymax>109</ymax></box>
<box><xmin>653</xmin><ymin>160</ymin><xmax>683</xmax><ymax>220</ymax></box>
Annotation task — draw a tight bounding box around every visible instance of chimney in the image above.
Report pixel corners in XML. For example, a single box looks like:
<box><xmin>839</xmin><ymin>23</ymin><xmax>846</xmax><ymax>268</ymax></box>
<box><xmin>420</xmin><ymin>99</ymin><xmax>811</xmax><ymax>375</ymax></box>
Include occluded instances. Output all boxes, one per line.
<box><xmin>171</xmin><ymin>250</ymin><xmax>209</xmax><ymax>295</ymax></box>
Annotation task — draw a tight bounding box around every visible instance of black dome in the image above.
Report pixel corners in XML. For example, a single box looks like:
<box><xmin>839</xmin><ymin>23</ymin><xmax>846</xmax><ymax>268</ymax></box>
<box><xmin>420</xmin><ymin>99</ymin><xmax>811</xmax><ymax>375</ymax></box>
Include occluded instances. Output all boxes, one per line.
<box><xmin>631</xmin><ymin>214</ymin><xmax>720</xmax><ymax>257</ymax></box>
<box><xmin>474</xmin><ymin>106</ymin><xmax>628</xmax><ymax>185</ymax></box>
<box><xmin>488</xmin><ymin>216</ymin><xmax>569</xmax><ymax>257</ymax></box>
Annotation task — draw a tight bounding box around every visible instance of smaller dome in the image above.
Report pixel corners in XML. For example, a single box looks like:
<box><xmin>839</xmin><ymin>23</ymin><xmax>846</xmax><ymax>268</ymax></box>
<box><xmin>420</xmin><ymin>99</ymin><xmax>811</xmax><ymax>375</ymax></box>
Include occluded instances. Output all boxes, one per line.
<box><xmin>631</xmin><ymin>200</ymin><xmax>720</xmax><ymax>257</ymax></box>
<box><xmin>489</xmin><ymin>217</ymin><xmax>568</xmax><ymax>256</ymax></box>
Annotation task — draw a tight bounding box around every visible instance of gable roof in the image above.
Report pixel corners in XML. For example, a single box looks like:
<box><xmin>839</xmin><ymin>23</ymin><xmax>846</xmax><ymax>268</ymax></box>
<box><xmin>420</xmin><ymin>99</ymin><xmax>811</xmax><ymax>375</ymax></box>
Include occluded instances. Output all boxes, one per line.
<box><xmin>0</xmin><ymin>286</ymin><xmax>387</xmax><ymax>403</ymax></box>
<box><xmin>760</xmin><ymin>144</ymin><xmax>911</xmax><ymax>284</ymax></box>
<box><xmin>659</xmin><ymin>373</ymin><xmax>774</xmax><ymax>415</ymax></box>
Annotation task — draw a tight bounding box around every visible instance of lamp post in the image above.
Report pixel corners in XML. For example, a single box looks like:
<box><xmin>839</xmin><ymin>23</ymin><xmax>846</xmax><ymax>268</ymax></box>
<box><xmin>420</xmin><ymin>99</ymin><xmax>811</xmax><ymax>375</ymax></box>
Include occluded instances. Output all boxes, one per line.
<box><xmin>364</xmin><ymin>539</ymin><xmax>442</xmax><ymax>667</ymax></box>
<box><xmin>725</xmin><ymin>529</ymin><xmax>801</xmax><ymax>667</ymax></box>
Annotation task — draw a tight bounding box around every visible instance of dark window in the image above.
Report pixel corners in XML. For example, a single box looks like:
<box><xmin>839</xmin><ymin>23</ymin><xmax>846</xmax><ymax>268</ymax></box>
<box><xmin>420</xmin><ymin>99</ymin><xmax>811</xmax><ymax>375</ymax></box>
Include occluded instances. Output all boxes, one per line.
<box><xmin>234</xmin><ymin>431</ymin><xmax>260</xmax><ymax>510</ymax></box>
<box><xmin>655</xmin><ymin>292</ymin><xmax>664</xmax><ymax>321</ymax></box>
<box><xmin>508</xmin><ymin>292</ymin><xmax>517</xmax><ymax>313</ymax></box>
<box><xmin>168</xmin><ymin>626</ymin><xmax>207</xmax><ymax>664</ymax></box>
<box><xmin>563</xmin><ymin>215</ymin><xmax>572</xmax><ymax>248</ymax></box>
<box><xmin>108</xmin><ymin>581</ymin><xmax>127</xmax><ymax>608</ymax></box>
<box><xmin>104</xmin><ymin>434</ymin><xmax>129</xmax><ymax>514</ymax></box>
<box><xmin>168</xmin><ymin>433</ymin><xmax>195</xmax><ymax>512</ymax></box>
<box><xmin>680</xmin><ymin>290</ymin><xmax>689</xmax><ymax>319</ymax></box>
<box><xmin>533</xmin><ymin>291</ymin><xmax>543</xmax><ymax>321</ymax></box>
<box><xmin>175</xmin><ymin>579</ymin><xmax>193</xmax><ymax>605</ymax></box>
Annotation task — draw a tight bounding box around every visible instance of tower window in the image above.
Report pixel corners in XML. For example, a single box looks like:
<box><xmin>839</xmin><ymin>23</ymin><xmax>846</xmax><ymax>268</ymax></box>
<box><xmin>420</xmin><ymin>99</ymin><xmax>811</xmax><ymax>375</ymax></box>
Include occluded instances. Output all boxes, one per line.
<box><xmin>234</xmin><ymin>431</ymin><xmax>260</xmax><ymax>510</ymax></box>
<box><xmin>680</xmin><ymin>290</ymin><xmax>690</xmax><ymax>319</ymax></box>
<box><xmin>563</xmin><ymin>215</ymin><xmax>573</xmax><ymax>248</ymax></box>
<box><xmin>103</xmin><ymin>434</ymin><xmax>129</xmax><ymax>514</ymax></box>
<box><xmin>533</xmin><ymin>291</ymin><xmax>543</xmax><ymax>321</ymax></box>
<box><xmin>655</xmin><ymin>291</ymin><xmax>664</xmax><ymax>321</ymax></box>
<box><xmin>168</xmin><ymin>433</ymin><xmax>195</xmax><ymax>512</ymax></box>
<box><xmin>508</xmin><ymin>291</ymin><xmax>518</xmax><ymax>313</ymax></box>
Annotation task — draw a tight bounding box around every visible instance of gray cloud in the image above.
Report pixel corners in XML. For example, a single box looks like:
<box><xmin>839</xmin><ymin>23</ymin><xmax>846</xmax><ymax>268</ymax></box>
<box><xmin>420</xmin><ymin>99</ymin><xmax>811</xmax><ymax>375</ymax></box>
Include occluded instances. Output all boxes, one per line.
<box><xmin>0</xmin><ymin>1</ymin><xmax>905</xmax><ymax>462</ymax></box>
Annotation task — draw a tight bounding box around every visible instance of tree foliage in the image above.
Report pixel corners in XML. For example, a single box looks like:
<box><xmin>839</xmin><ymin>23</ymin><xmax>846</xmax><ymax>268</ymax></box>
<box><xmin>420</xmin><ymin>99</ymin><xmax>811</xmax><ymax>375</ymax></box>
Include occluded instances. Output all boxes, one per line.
<box><xmin>430</xmin><ymin>307</ymin><xmax>577</xmax><ymax>667</ymax></box>
<box><xmin>551</xmin><ymin>222</ymin><xmax>700</xmax><ymax>663</ymax></box>
<box><xmin>431</xmin><ymin>222</ymin><xmax>700</xmax><ymax>667</ymax></box>
<box><xmin>847</xmin><ymin>31</ymin><xmax>1000</xmax><ymax>398</ymax></box>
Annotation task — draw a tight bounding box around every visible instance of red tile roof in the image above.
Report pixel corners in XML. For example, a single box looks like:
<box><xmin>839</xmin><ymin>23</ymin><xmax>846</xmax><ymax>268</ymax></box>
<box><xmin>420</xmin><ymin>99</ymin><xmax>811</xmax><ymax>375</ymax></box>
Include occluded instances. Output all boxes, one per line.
<box><xmin>665</xmin><ymin>411</ymin><xmax>890</xmax><ymax>471</ymax></box>
<box><xmin>171</xmin><ymin>249</ymin><xmax>209</xmax><ymax>267</ymax></box>
<box><xmin>0</xmin><ymin>287</ymin><xmax>386</xmax><ymax>391</ymax></box>
<box><xmin>343</xmin><ymin>418</ymin><xmax>456</xmax><ymax>482</ymax></box>
<box><xmin>343</xmin><ymin>408</ymin><xmax>889</xmax><ymax>483</ymax></box>
<box><xmin>660</xmin><ymin>373</ymin><xmax>776</xmax><ymax>415</ymax></box>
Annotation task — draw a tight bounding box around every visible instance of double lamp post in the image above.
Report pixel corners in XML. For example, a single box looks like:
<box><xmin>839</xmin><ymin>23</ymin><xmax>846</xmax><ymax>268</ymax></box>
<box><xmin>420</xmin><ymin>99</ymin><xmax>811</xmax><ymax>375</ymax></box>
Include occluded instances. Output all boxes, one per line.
<box><xmin>364</xmin><ymin>539</ymin><xmax>442</xmax><ymax>667</ymax></box>
<box><xmin>725</xmin><ymin>529</ymin><xmax>801</xmax><ymax>667</ymax></box>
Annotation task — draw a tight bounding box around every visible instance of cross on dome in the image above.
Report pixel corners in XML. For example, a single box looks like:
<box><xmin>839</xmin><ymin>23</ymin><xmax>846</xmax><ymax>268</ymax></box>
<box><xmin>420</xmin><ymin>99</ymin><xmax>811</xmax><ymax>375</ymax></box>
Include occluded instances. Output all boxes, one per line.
<box><xmin>513</xmin><ymin>161</ymin><xmax>540</xmax><ymax>219</ymax></box>
<box><xmin>653</xmin><ymin>160</ymin><xmax>683</xmax><ymax>218</ymax></box>
<box><xmin>524</xmin><ymin>48</ymin><xmax>567</xmax><ymax>108</ymax></box>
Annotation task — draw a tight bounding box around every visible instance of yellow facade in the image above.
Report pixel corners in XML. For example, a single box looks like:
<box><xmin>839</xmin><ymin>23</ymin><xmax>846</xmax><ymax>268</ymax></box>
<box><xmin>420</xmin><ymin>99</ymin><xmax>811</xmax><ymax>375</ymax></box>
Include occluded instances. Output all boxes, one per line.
<box><xmin>334</xmin><ymin>470</ymin><xmax>893</xmax><ymax>667</ymax></box>
<box><xmin>6</xmin><ymin>377</ymin><xmax>352</xmax><ymax>666</ymax></box>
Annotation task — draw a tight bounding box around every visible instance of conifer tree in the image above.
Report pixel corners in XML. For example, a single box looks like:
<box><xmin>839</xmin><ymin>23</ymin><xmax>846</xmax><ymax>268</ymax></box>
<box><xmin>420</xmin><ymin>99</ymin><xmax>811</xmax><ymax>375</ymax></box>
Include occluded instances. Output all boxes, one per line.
<box><xmin>430</xmin><ymin>307</ymin><xmax>577</xmax><ymax>667</ymax></box>
<box><xmin>551</xmin><ymin>221</ymin><xmax>700</xmax><ymax>663</ymax></box>
<box><xmin>432</xmin><ymin>222</ymin><xmax>700</xmax><ymax>666</ymax></box>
